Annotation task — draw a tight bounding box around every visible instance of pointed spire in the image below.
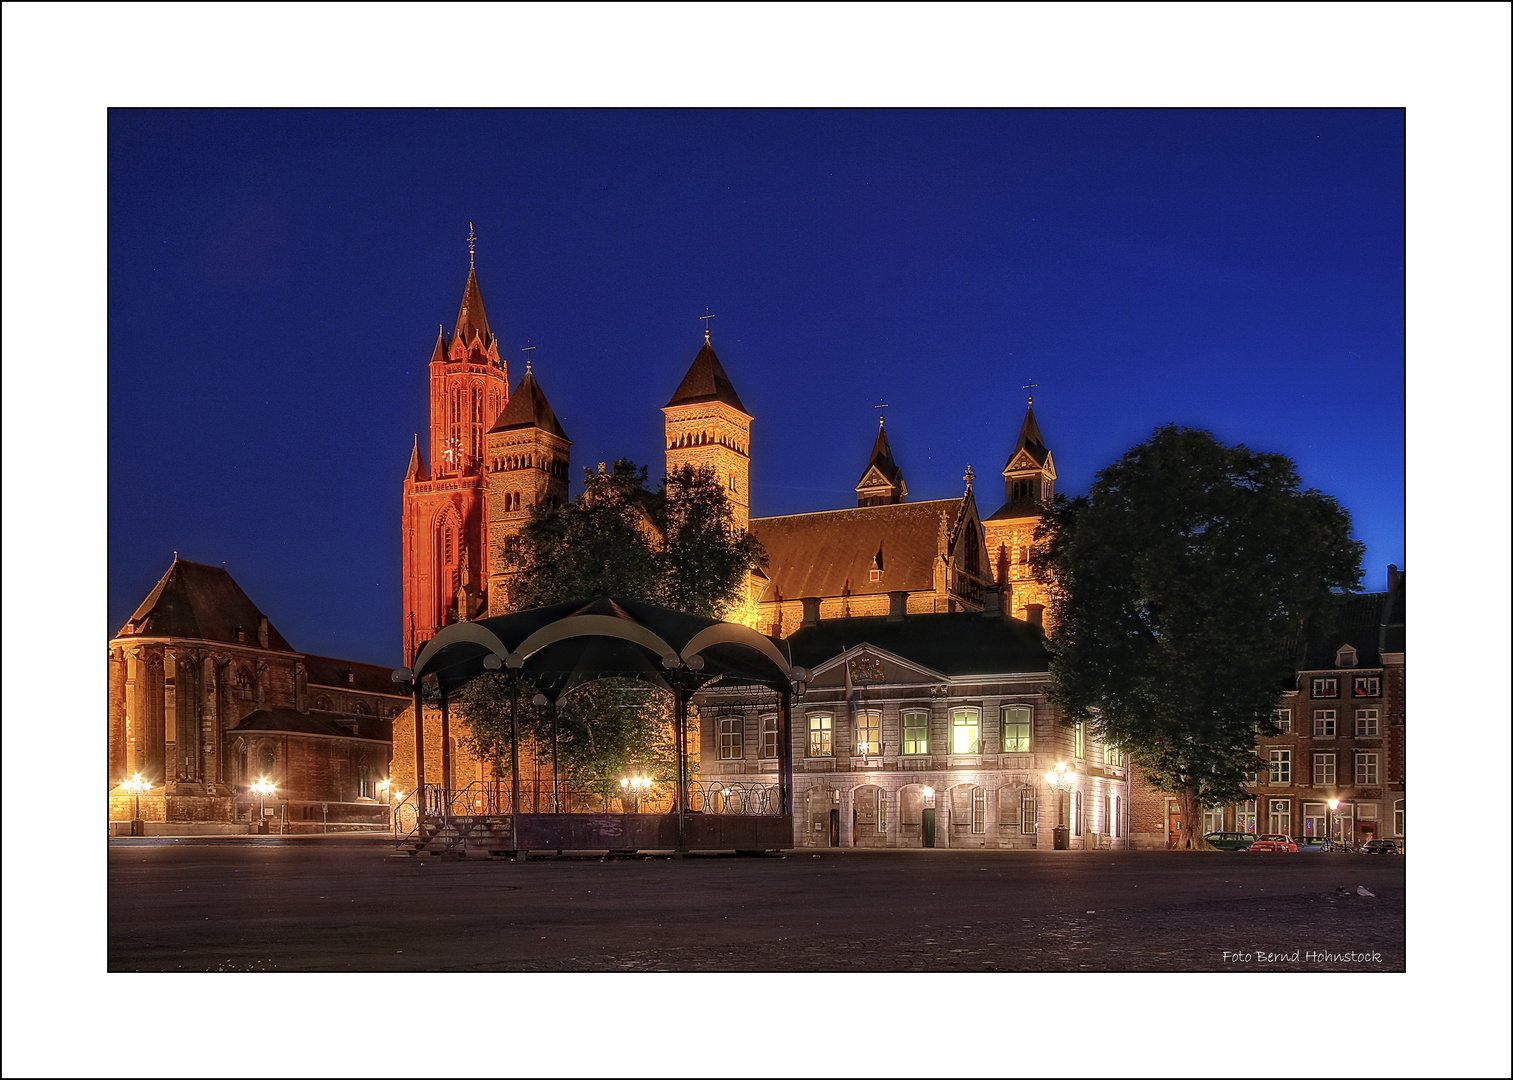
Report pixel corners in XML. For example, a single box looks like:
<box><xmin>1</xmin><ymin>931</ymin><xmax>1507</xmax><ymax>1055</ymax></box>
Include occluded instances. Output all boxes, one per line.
<box><xmin>666</xmin><ymin>335</ymin><xmax>748</xmax><ymax>413</ymax></box>
<box><xmin>428</xmin><ymin>325</ymin><xmax>448</xmax><ymax>365</ymax></box>
<box><xmin>855</xmin><ymin>416</ymin><xmax>907</xmax><ymax>505</ymax></box>
<box><xmin>490</xmin><ymin>368</ymin><xmax>570</xmax><ymax>441</ymax></box>
<box><xmin>1007</xmin><ymin>401</ymin><xmax>1050</xmax><ymax>469</ymax></box>
<box><xmin>454</xmin><ymin>264</ymin><xmax>492</xmax><ymax>347</ymax></box>
<box><xmin>405</xmin><ymin>435</ymin><xmax>429</xmax><ymax>482</ymax></box>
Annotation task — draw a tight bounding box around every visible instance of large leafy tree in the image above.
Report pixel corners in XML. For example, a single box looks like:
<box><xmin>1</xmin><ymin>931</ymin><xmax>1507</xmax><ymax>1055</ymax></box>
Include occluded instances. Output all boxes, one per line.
<box><xmin>457</xmin><ymin>459</ymin><xmax>764</xmax><ymax>788</ymax></box>
<box><xmin>1033</xmin><ymin>426</ymin><xmax>1364</xmax><ymax>848</ymax></box>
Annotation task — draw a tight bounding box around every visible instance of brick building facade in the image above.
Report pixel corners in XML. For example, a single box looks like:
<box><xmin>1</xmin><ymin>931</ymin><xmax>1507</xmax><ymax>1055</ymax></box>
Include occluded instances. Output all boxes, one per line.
<box><xmin>108</xmin><ymin>558</ymin><xmax>408</xmax><ymax>833</ymax></box>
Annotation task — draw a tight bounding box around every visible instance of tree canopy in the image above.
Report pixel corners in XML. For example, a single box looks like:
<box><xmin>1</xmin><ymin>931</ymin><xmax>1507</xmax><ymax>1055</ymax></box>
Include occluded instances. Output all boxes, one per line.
<box><xmin>505</xmin><ymin>458</ymin><xmax>764</xmax><ymax>618</ymax></box>
<box><xmin>1033</xmin><ymin>426</ymin><xmax>1364</xmax><ymax>847</ymax></box>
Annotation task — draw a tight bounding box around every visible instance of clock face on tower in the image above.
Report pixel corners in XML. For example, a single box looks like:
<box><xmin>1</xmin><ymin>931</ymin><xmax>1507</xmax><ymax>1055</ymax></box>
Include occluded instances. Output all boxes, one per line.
<box><xmin>442</xmin><ymin>437</ymin><xmax>464</xmax><ymax>467</ymax></box>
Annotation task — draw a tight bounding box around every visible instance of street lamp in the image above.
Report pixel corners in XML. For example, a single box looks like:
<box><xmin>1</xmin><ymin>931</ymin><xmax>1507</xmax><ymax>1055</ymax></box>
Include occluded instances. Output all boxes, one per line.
<box><xmin>1327</xmin><ymin>797</ymin><xmax>1341</xmax><ymax>851</ymax></box>
<box><xmin>1045</xmin><ymin>762</ymin><xmax>1076</xmax><ymax>850</ymax></box>
<box><xmin>250</xmin><ymin>777</ymin><xmax>276</xmax><ymax>833</ymax></box>
<box><xmin>123</xmin><ymin>773</ymin><xmax>150</xmax><ymax>836</ymax></box>
<box><xmin>619</xmin><ymin>774</ymin><xmax>654</xmax><ymax>813</ymax></box>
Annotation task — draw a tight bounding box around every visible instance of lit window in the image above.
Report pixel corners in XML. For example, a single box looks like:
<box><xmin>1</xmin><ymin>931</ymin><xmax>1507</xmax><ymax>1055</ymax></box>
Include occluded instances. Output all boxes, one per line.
<box><xmin>760</xmin><ymin>715</ymin><xmax>778</xmax><ymax>759</ymax></box>
<box><xmin>1275</xmin><ymin>708</ymin><xmax>1292</xmax><ymax>733</ymax></box>
<box><xmin>1355</xmin><ymin>709</ymin><xmax>1380</xmax><ymax>736</ymax></box>
<box><xmin>1073</xmin><ymin>790</ymin><xmax>1084</xmax><ymax>836</ymax></box>
<box><xmin>1313</xmin><ymin>753</ymin><xmax>1336</xmax><ymax>786</ymax></box>
<box><xmin>1236</xmin><ymin>800</ymin><xmax>1257</xmax><ymax>833</ymax></box>
<box><xmin>1203</xmin><ymin>805</ymin><xmax>1224</xmax><ymax>834</ymax></box>
<box><xmin>1312</xmin><ymin>677</ymin><xmax>1338</xmax><ymax>699</ymax></box>
<box><xmin>718</xmin><ymin>718</ymin><xmax>742</xmax><ymax>760</ymax></box>
<box><xmin>807</xmin><ymin>714</ymin><xmax>833</xmax><ymax>757</ymax></box>
<box><xmin>1001</xmin><ymin>705</ymin><xmax>1032</xmax><ymax>752</ymax></box>
<box><xmin>950</xmin><ymin>709</ymin><xmax>981</xmax><ymax>755</ymax></box>
<box><xmin>1073</xmin><ymin>721</ymin><xmax>1085</xmax><ymax>758</ymax></box>
<box><xmin>1353</xmin><ymin>676</ymin><xmax>1380</xmax><ymax>698</ymax></box>
<box><xmin>1302</xmin><ymin>802</ymin><xmax>1327</xmax><ymax>836</ymax></box>
<box><xmin>1313</xmin><ymin>710</ymin><xmax>1337</xmax><ymax>737</ymax></box>
<box><xmin>1112</xmin><ymin>795</ymin><xmax>1121</xmax><ymax>837</ymax></box>
<box><xmin>1106</xmin><ymin>743</ymin><xmax>1124</xmax><ymax>768</ymax></box>
<box><xmin>902</xmin><ymin>710</ymin><xmax>929</xmax><ymax>755</ymax></box>
<box><xmin>1268</xmin><ymin>799</ymin><xmax>1291</xmax><ymax>834</ymax></box>
<box><xmin>854</xmin><ymin>710</ymin><xmax>880</xmax><ymax>756</ymax></box>
<box><xmin>357</xmin><ymin>763</ymin><xmax>372</xmax><ymax>799</ymax></box>
<box><xmin>1355</xmin><ymin>753</ymin><xmax>1379</xmax><ymax>786</ymax></box>
<box><xmin>1269</xmin><ymin>749</ymin><xmax>1291</xmax><ymax>784</ymax></box>
<box><xmin>1020</xmin><ymin>789</ymin><xmax>1037</xmax><ymax>834</ymax></box>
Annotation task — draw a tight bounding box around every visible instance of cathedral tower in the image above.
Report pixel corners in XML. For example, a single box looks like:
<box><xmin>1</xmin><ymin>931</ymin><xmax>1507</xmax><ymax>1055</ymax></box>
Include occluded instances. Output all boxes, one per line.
<box><xmin>981</xmin><ymin>398</ymin><xmax>1057</xmax><ymax>627</ymax></box>
<box><xmin>401</xmin><ymin>229</ymin><xmax>511</xmax><ymax>660</ymax></box>
<box><xmin>484</xmin><ymin>364</ymin><xmax>571</xmax><ymax>615</ymax></box>
<box><xmin>855</xmin><ymin>416</ymin><xmax>908</xmax><ymax>506</ymax></box>
<box><xmin>662</xmin><ymin>328</ymin><xmax>752</xmax><ymax>532</ymax></box>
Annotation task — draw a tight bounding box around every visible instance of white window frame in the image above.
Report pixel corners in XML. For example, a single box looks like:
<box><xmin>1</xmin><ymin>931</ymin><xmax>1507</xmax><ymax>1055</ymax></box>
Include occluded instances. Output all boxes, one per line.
<box><xmin>971</xmin><ymin>787</ymin><xmax>986</xmax><ymax>834</ymax></box>
<box><xmin>760</xmin><ymin>715</ymin><xmax>778</xmax><ymax>759</ymax></box>
<box><xmin>1313</xmin><ymin>709</ymin><xmax>1337</xmax><ymax>738</ymax></box>
<box><xmin>950</xmin><ymin>708</ymin><xmax>981</xmax><ymax>755</ymax></box>
<box><xmin>1020</xmin><ymin>789</ymin><xmax>1037</xmax><ymax>834</ymax></box>
<box><xmin>1313</xmin><ymin>752</ymin><xmax>1336</xmax><ymax>786</ymax></box>
<box><xmin>1001</xmin><ymin>705</ymin><xmax>1032</xmax><ymax>752</ymax></box>
<box><xmin>1353</xmin><ymin>675</ymin><xmax>1380</xmax><ymax>698</ymax></box>
<box><xmin>902</xmin><ymin>709</ymin><xmax>929</xmax><ymax>755</ymax></box>
<box><xmin>1269</xmin><ymin>749</ymin><xmax>1291</xmax><ymax>784</ymax></box>
<box><xmin>1236</xmin><ymin>800</ymin><xmax>1258</xmax><ymax>833</ymax></box>
<box><xmin>854</xmin><ymin>709</ymin><xmax>881</xmax><ymax>756</ymax></box>
<box><xmin>1302</xmin><ymin>802</ymin><xmax>1327</xmax><ymax>837</ymax></box>
<box><xmin>718</xmin><ymin>717</ymin><xmax>743</xmax><ymax>760</ymax></box>
<box><xmin>1355</xmin><ymin>708</ymin><xmax>1380</xmax><ymax>736</ymax></box>
<box><xmin>1203</xmin><ymin>805</ymin><xmax>1224</xmax><ymax>834</ymax></box>
<box><xmin>1267</xmin><ymin>798</ymin><xmax>1291</xmax><ymax>834</ymax></box>
<box><xmin>1073</xmin><ymin>720</ymin><xmax>1085</xmax><ymax>759</ymax></box>
<box><xmin>1355</xmin><ymin>752</ymin><xmax>1379</xmax><ymax>786</ymax></box>
<box><xmin>1275</xmin><ymin>708</ymin><xmax>1292</xmax><ymax>733</ymax></box>
<box><xmin>1312</xmin><ymin>677</ymin><xmax>1338</xmax><ymax>699</ymax></box>
<box><xmin>1393</xmin><ymin>799</ymin><xmax>1404</xmax><ymax>836</ymax></box>
<box><xmin>807</xmin><ymin>713</ymin><xmax>833</xmax><ymax>758</ymax></box>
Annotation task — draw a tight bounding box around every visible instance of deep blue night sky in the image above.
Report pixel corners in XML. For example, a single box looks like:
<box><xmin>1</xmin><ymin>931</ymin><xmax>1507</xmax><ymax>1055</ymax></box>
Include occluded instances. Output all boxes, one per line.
<box><xmin>107</xmin><ymin>108</ymin><xmax>1406</xmax><ymax>666</ymax></box>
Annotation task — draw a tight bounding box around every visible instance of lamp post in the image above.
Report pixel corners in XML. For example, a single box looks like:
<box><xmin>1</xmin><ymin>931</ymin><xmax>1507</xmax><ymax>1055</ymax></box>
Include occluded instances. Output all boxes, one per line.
<box><xmin>619</xmin><ymin>774</ymin><xmax>654</xmax><ymax>814</ymax></box>
<box><xmin>1045</xmin><ymin>762</ymin><xmax>1076</xmax><ymax>850</ymax></box>
<box><xmin>123</xmin><ymin>773</ymin><xmax>150</xmax><ymax>837</ymax></box>
<box><xmin>921</xmin><ymin>785</ymin><xmax>937</xmax><ymax>848</ymax></box>
<box><xmin>1327</xmin><ymin>797</ymin><xmax>1340</xmax><ymax>851</ymax></box>
<box><xmin>250</xmin><ymin>777</ymin><xmax>276</xmax><ymax>834</ymax></box>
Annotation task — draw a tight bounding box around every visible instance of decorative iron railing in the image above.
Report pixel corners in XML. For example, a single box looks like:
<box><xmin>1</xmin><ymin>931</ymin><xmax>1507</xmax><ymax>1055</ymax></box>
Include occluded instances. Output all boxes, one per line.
<box><xmin>404</xmin><ymin>779</ymin><xmax>782</xmax><ymax>821</ymax></box>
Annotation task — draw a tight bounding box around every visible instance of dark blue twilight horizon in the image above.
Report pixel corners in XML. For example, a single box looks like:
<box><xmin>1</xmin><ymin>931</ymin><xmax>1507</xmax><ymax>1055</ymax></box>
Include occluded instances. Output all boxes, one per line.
<box><xmin>108</xmin><ymin>108</ymin><xmax>1404</xmax><ymax>666</ymax></box>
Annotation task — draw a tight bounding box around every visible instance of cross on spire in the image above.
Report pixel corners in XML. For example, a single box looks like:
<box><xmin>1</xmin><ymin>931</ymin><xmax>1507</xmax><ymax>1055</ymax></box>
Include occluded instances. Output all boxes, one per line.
<box><xmin>875</xmin><ymin>400</ymin><xmax>889</xmax><ymax>427</ymax></box>
<box><xmin>1022</xmin><ymin>380</ymin><xmax>1039</xmax><ymax>407</ymax></box>
<box><xmin>699</xmin><ymin>308</ymin><xmax>715</xmax><ymax>342</ymax></box>
<box><xmin>521</xmin><ymin>342</ymin><xmax>536</xmax><ymax>373</ymax></box>
<box><xmin>467</xmin><ymin>222</ymin><xmax>477</xmax><ymax>270</ymax></box>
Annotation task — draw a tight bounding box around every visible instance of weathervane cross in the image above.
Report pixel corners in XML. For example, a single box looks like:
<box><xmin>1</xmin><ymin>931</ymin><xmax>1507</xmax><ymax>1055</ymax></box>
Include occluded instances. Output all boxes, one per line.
<box><xmin>699</xmin><ymin>308</ymin><xmax>715</xmax><ymax>341</ymax></box>
<box><xmin>875</xmin><ymin>400</ymin><xmax>889</xmax><ymax>426</ymax></box>
<box><xmin>521</xmin><ymin>342</ymin><xmax>536</xmax><ymax>373</ymax></box>
<box><xmin>467</xmin><ymin>222</ymin><xmax>477</xmax><ymax>270</ymax></box>
<box><xmin>1022</xmin><ymin>380</ymin><xmax>1038</xmax><ymax>406</ymax></box>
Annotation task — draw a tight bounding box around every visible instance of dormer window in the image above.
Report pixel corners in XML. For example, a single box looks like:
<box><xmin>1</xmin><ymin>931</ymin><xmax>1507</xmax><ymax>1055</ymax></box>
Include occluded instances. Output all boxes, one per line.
<box><xmin>1335</xmin><ymin>644</ymin><xmax>1359</xmax><ymax>668</ymax></box>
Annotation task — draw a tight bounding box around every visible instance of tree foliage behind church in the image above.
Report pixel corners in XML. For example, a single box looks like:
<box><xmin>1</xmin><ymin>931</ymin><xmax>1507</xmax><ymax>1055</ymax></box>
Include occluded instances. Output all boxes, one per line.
<box><xmin>1033</xmin><ymin>426</ymin><xmax>1364</xmax><ymax>845</ymax></box>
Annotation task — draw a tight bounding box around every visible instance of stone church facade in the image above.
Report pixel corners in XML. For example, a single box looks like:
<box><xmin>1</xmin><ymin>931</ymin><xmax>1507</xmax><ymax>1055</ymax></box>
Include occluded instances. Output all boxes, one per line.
<box><xmin>108</xmin><ymin>558</ymin><xmax>408</xmax><ymax>833</ymax></box>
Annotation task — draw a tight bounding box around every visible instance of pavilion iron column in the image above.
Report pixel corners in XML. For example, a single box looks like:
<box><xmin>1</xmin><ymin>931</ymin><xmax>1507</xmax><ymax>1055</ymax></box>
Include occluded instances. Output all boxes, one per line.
<box><xmin>674</xmin><ymin>681</ymin><xmax>689</xmax><ymax>851</ymax></box>
<box><xmin>440</xmin><ymin>694</ymin><xmax>452</xmax><ymax>819</ymax></box>
<box><xmin>509</xmin><ymin>677</ymin><xmax>521</xmax><ymax>855</ymax></box>
<box><xmin>411</xmin><ymin>678</ymin><xmax>426</xmax><ymax>805</ymax></box>
<box><xmin>778</xmin><ymin>690</ymin><xmax>794</xmax><ymax>816</ymax></box>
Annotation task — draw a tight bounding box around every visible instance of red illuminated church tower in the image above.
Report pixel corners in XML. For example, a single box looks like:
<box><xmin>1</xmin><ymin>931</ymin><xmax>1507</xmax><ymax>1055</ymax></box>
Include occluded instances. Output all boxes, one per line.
<box><xmin>401</xmin><ymin>228</ymin><xmax>511</xmax><ymax>661</ymax></box>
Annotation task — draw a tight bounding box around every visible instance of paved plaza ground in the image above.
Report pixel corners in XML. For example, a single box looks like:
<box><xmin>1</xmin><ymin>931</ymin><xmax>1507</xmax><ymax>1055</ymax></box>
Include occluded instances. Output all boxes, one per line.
<box><xmin>108</xmin><ymin>835</ymin><xmax>1405</xmax><ymax>972</ymax></box>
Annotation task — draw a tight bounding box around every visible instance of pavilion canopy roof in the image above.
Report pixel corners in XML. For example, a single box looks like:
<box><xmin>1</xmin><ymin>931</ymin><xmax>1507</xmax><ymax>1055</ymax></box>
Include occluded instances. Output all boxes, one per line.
<box><xmin>403</xmin><ymin>597</ymin><xmax>797</xmax><ymax>700</ymax></box>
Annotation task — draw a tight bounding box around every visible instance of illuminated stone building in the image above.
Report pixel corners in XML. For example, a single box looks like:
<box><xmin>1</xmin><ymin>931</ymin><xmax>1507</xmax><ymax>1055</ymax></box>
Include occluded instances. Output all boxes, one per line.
<box><xmin>1127</xmin><ymin>566</ymin><xmax>1407</xmax><ymax>850</ymax></box>
<box><xmin>108</xmin><ymin>557</ymin><xmax>407</xmax><ymax>833</ymax></box>
<box><xmin>695</xmin><ymin>605</ymin><xmax>1129</xmax><ymax>849</ymax></box>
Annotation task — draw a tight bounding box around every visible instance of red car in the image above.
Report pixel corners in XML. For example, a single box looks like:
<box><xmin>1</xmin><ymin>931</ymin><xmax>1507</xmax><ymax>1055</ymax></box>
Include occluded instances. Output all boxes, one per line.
<box><xmin>1248</xmin><ymin>834</ymin><xmax>1299</xmax><ymax>852</ymax></box>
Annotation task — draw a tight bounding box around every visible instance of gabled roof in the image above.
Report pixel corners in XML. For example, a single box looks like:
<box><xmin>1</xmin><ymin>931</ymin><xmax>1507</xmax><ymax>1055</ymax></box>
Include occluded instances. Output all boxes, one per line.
<box><xmin>489</xmin><ymin>369</ymin><xmax>570</xmax><ymax>440</ymax></box>
<box><xmin>749</xmin><ymin>499</ymin><xmax>963</xmax><ymax>602</ymax></box>
<box><xmin>453</xmin><ymin>266</ymin><xmax>492</xmax><ymax>346</ymax></box>
<box><xmin>1290</xmin><ymin>592</ymin><xmax>1391</xmax><ymax>669</ymax></box>
<box><xmin>303</xmin><ymin>653</ymin><xmax>408</xmax><ymax>697</ymax></box>
<box><xmin>116</xmin><ymin>558</ymin><xmax>295</xmax><ymax>651</ymax></box>
<box><xmin>787</xmin><ymin>610</ymin><xmax>1050</xmax><ymax>677</ymax></box>
<box><xmin>856</xmin><ymin>421</ymin><xmax>905</xmax><ymax>493</ymax></box>
<box><xmin>665</xmin><ymin>336</ymin><xmax>748</xmax><ymax>413</ymax></box>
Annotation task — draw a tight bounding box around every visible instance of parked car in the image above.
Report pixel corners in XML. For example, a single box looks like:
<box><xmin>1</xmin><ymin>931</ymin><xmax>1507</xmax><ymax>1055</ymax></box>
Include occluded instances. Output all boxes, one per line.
<box><xmin>1296</xmin><ymin>835</ymin><xmax>1328</xmax><ymax>851</ymax></box>
<box><xmin>1248</xmin><ymin>834</ymin><xmax>1299</xmax><ymax>852</ymax></box>
<box><xmin>1359</xmin><ymin>839</ymin><xmax>1400</xmax><ymax>855</ymax></box>
<box><xmin>1203</xmin><ymin>831</ymin><xmax>1256</xmax><ymax>851</ymax></box>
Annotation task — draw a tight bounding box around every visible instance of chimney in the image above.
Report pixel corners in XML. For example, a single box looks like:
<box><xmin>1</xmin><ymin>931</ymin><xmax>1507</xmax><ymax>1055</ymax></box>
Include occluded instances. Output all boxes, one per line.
<box><xmin>981</xmin><ymin>588</ymin><xmax>1002</xmax><ymax>619</ymax></box>
<box><xmin>257</xmin><ymin>616</ymin><xmax>270</xmax><ymax>649</ymax></box>
<box><xmin>887</xmin><ymin>591</ymin><xmax>908</xmax><ymax>623</ymax></box>
<box><xmin>1025</xmin><ymin>604</ymin><xmax>1044</xmax><ymax>630</ymax></box>
<box><xmin>800</xmin><ymin>597</ymin><xmax>821</xmax><ymax>629</ymax></box>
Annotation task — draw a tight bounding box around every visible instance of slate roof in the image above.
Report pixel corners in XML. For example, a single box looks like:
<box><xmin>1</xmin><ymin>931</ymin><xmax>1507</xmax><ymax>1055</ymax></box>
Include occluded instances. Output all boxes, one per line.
<box><xmin>856</xmin><ymin>421</ymin><xmax>905</xmax><ymax>491</ymax></box>
<box><xmin>489</xmin><ymin>369</ymin><xmax>570</xmax><ymax>439</ymax></box>
<box><xmin>787</xmin><ymin>611</ymin><xmax>1050</xmax><ymax>677</ymax></box>
<box><xmin>1291</xmin><ymin>591</ymin><xmax>1391</xmax><ymax>669</ymax></box>
<box><xmin>303</xmin><ymin>653</ymin><xmax>407</xmax><ymax>697</ymax></box>
<box><xmin>665</xmin><ymin>337</ymin><xmax>748</xmax><ymax>413</ymax></box>
<box><xmin>749</xmin><ymin>499</ymin><xmax>961</xmax><ymax>602</ymax></box>
<box><xmin>116</xmin><ymin>559</ymin><xmax>295</xmax><ymax>651</ymax></box>
<box><xmin>230</xmin><ymin>708</ymin><xmax>389</xmax><ymax>741</ymax></box>
<box><xmin>453</xmin><ymin>266</ymin><xmax>492</xmax><ymax>346</ymax></box>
